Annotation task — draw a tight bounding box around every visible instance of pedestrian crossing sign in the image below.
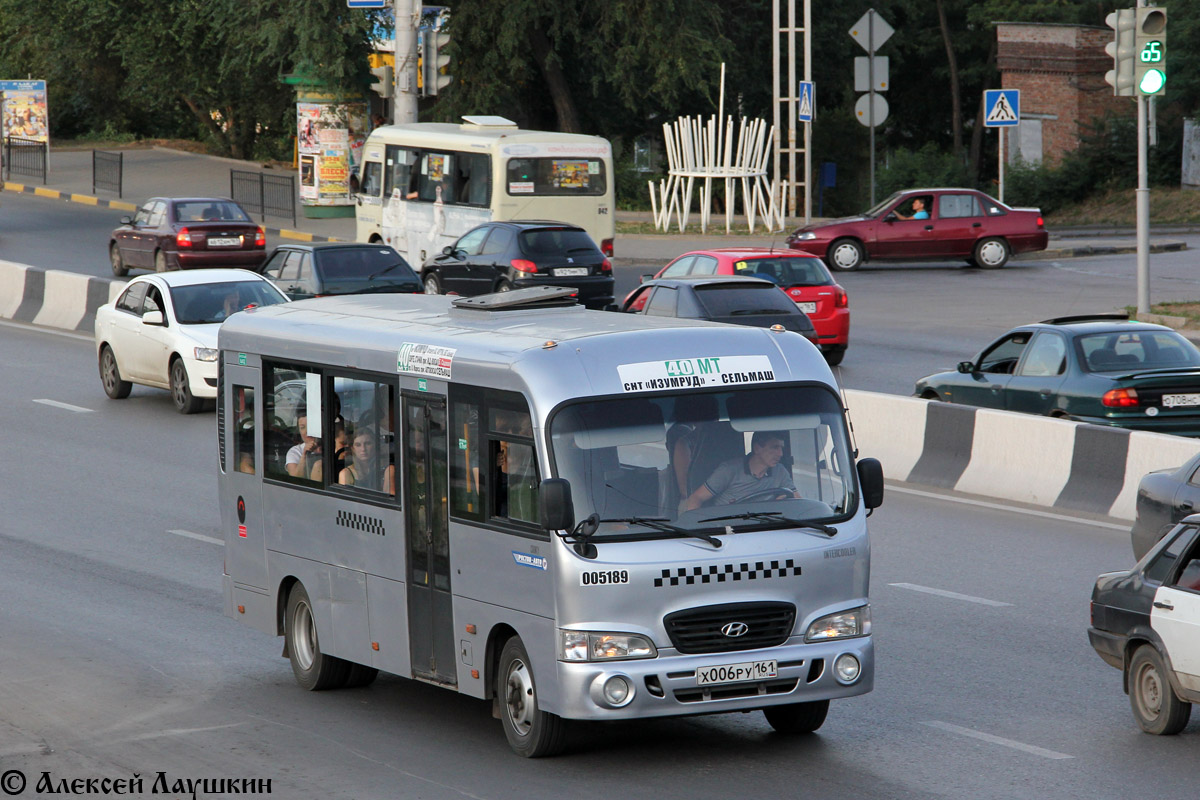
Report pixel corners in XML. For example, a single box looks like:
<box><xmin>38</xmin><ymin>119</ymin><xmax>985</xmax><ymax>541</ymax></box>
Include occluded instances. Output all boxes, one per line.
<box><xmin>798</xmin><ymin>81</ymin><xmax>814</xmax><ymax>123</ymax></box>
<box><xmin>984</xmin><ymin>89</ymin><xmax>1020</xmax><ymax>127</ymax></box>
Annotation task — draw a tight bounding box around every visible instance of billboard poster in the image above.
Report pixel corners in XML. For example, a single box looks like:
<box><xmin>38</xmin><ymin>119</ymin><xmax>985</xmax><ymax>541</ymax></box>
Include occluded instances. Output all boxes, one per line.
<box><xmin>296</xmin><ymin>101</ymin><xmax>367</xmax><ymax>206</ymax></box>
<box><xmin>1</xmin><ymin>79</ymin><xmax>49</xmax><ymax>143</ymax></box>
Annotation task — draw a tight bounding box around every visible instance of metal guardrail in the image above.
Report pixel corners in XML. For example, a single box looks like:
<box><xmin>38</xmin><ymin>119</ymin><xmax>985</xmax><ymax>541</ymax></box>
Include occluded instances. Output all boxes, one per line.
<box><xmin>230</xmin><ymin>169</ymin><xmax>296</xmax><ymax>225</ymax></box>
<box><xmin>92</xmin><ymin>150</ymin><xmax>123</xmax><ymax>197</ymax></box>
<box><xmin>3</xmin><ymin>136</ymin><xmax>47</xmax><ymax>183</ymax></box>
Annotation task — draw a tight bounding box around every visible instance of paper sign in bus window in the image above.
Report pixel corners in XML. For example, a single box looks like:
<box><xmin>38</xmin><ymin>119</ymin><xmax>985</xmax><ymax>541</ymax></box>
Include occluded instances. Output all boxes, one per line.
<box><xmin>551</xmin><ymin>160</ymin><xmax>589</xmax><ymax>190</ymax></box>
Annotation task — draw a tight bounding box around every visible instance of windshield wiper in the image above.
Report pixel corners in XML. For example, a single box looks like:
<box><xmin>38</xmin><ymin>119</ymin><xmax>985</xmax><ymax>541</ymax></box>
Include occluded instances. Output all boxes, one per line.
<box><xmin>699</xmin><ymin>510</ymin><xmax>838</xmax><ymax>536</ymax></box>
<box><xmin>366</xmin><ymin>261</ymin><xmax>408</xmax><ymax>280</ymax></box>
<box><xmin>600</xmin><ymin>516</ymin><xmax>723</xmax><ymax>548</ymax></box>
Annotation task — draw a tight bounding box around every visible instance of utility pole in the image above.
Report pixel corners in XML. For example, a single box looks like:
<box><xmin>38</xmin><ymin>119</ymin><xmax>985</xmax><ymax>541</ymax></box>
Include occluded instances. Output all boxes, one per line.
<box><xmin>393</xmin><ymin>0</ymin><xmax>419</xmax><ymax>124</ymax></box>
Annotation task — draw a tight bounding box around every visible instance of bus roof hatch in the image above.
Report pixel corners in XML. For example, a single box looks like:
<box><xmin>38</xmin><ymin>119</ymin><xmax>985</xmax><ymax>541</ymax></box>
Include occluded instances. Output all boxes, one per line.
<box><xmin>450</xmin><ymin>286</ymin><xmax>580</xmax><ymax>311</ymax></box>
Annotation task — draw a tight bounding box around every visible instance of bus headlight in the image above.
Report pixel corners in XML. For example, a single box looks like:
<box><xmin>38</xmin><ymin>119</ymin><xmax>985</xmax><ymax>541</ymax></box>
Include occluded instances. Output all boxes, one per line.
<box><xmin>194</xmin><ymin>347</ymin><xmax>219</xmax><ymax>362</ymax></box>
<box><xmin>559</xmin><ymin>630</ymin><xmax>657</xmax><ymax>661</ymax></box>
<box><xmin>805</xmin><ymin>606</ymin><xmax>870</xmax><ymax>642</ymax></box>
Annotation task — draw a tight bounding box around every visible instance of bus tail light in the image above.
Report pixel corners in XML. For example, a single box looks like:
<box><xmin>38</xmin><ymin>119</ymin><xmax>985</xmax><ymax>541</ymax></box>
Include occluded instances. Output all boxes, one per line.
<box><xmin>1102</xmin><ymin>388</ymin><xmax>1139</xmax><ymax>407</ymax></box>
<box><xmin>600</xmin><ymin>258</ymin><xmax>612</xmax><ymax>274</ymax></box>
<box><xmin>834</xmin><ymin>285</ymin><xmax>848</xmax><ymax>308</ymax></box>
<box><xmin>176</xmin><ymin>228</ymin><xmax>194</xmax><ymax>247</ymax></box>
<box><xmin>511</xmin><ymin>259</ymin><xmax>538</xmax><ymax>273</ymax></box>
<box><xmin>601</xmin><ymin>238</ymin><xmax>614</xmax><ymax>257</ymax></box>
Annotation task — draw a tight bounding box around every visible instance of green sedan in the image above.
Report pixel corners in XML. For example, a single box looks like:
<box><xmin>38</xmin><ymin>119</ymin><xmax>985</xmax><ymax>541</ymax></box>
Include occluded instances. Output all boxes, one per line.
<box><xmin>913</xmin><ymin>314</ymin><xmax>1200</xmax><ymax>436</ymax></box>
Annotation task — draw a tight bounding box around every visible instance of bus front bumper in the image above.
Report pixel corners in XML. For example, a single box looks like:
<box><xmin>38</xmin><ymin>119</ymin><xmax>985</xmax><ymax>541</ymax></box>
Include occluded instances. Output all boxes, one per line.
<box><xmin>551</xmin><ymin>635</ymin><xmax>873</xmax><ymax>720</ymax></box>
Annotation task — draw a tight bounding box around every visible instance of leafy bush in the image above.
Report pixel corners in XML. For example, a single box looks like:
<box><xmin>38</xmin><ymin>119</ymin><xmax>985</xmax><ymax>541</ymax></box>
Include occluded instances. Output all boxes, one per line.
<box><xmin>74</xmin><ymin>121</ymin><xmax>137</xmax><ymax>145</ymax></box>
<box><xmin>875</xmin><ymin>143</ymin><xmax>972</xmax><ymax>198</ymax></box>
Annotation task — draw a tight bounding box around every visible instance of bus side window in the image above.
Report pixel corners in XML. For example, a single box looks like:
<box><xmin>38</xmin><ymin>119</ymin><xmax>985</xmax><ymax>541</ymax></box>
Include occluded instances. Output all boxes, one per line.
<box><xmin>360</xmin><ymin>161</ymin><xmax>382</xmax><ymax>197</ymax></box>
<box><xmin>419</xmin><ymin>151</ymin><xmax>456</xmax><ymax>203</ymax></box>
<box><xmin>234</xmin><ymin>386</ymin><xmax>255</xmax><ymax>474</ymax></box>
<box><xmin>385</xmin><ymin>145</ymin><xmax>416</xmax><ymax>199</ymax></box>
<box><xmin>264</xmin><ymin>364</ymin><xmax>322</xmax><ymax>484</ymax></box>
<box><xmin>490</xmin><ymin>407</ymin><xmax>539</xmax><ymax>525</ymax></box>
<box><xmin>450</xmin><ymin>400</ymin><xmax>482</xmax><ymax>518</ymax></box>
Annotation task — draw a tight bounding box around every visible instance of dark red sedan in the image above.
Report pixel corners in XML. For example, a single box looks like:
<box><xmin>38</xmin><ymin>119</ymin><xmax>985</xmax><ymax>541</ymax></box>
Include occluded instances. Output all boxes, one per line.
<box><xmin>631</xmin><ymin>248</ymin><xmax>850</xmax><ymax>365</ymax></box>
<box><xmin>109</xmin><ymin>197</ymin><xmax>267</xmax><ymax>276</ymax></box>
<box><xmin>786</xmin><ymin>187</ymin><xmax>1047</xmax><ymax>271</ymax></box>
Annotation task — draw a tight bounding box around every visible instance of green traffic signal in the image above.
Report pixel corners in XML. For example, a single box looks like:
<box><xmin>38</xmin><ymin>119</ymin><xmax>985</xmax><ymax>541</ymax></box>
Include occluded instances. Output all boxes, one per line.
<box><xmin>1139</xmin><ymin>68</ymin><xmax>1165</xmax><ymax>94</ymax></box>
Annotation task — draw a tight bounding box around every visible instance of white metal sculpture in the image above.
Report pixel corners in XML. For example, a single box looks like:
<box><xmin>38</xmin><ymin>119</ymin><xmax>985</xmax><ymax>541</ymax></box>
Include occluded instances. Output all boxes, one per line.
<box><xmin>649</xmin><ymin>64</ymin><xmax>785</xmax><ymax>234</ymax></box>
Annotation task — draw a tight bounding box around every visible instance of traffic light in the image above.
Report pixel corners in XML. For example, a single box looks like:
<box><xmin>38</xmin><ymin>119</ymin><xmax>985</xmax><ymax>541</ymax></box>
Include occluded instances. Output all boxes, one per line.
<box><xmin>423</xmin><ymin>30</ymin><xmax>453</xmax><ymax>96</ymax></box>
<box><xmin>1104</xmin><ymin>8</ymin><xmax>1136</xmax><ymax>97</ymax></box>
<box><xmin>1134</xmin><ymin>7</ymin><xmax>1166</xmax><ymax>96</ymax></box>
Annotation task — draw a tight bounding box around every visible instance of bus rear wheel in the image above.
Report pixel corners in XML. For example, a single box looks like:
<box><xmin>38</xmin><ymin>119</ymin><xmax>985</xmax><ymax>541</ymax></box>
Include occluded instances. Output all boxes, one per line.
<box><xmin>498</xmin><ymin>636</ymin><xmax>566</xmax><ymax>757</ymax></box>
<box><xmin>762</xmin><ymin>699</ymin><xmax>829</xmax><ymax>734</ymax></box>
<box><xmin>285</xmin><ymin>583</ymin><xmax>350</xmax><ymax>691</ymax></box>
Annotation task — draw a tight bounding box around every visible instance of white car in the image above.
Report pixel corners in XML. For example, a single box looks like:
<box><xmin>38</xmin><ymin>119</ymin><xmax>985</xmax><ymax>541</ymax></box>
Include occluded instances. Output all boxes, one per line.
<box><xmin>95</xmin><ymin>269</ymin><xmax>288</xmax><ymax>413</ymax></box>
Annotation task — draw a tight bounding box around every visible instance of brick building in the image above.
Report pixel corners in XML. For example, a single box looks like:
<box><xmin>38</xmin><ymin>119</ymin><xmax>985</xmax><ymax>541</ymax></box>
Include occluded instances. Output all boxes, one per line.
<box><xmin>995</xmin><ymin>22</ymin><xmax>1133</xmax><ymax>167</ymax></box>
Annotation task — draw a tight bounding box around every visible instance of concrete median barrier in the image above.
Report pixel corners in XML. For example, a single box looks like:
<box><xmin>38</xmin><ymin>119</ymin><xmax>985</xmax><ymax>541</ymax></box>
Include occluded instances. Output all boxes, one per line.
<box><xmin>0</xmin><ymin>260</ymin><xmax>124</xmax><ymax>333</ymax></box>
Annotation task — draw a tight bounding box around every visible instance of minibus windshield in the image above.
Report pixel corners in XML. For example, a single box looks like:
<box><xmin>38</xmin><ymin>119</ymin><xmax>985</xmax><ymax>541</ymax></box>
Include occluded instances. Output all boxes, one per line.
<box><xmin>550</xmin><ymin>386</ymin><xmax>856</xmax><ymax>538</ymax></box>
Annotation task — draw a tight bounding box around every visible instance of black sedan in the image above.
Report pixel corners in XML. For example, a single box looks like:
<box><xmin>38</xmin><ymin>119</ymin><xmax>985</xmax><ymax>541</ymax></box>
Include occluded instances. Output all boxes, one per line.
<box><xmin>621</xmin><ymin>276</ymin><xmax>817</xmax><ymax>345</ymax></box>
<box><xmin>914</xmin><ymin>314</ymin><xmax>1200</xmax><ymax>435</ymax></box>
<box><xmin>260</xmin><ymin>243</ymin><xmax>421</xmax><ymax>300</ymax></box>
<box><xmin>421</xmin><ymin>220</ymin><xmax>614</xmax><ymax>309</ymax></box>
<box><xmin>1089</xmin><ymin>520</ymin><xmax>1200</xmax><ymax>735</ymax></box>
<box><xmin>1132</xmin><ymin>453</ymin><xmax>1200</xmax><ymax>560</ymax></box>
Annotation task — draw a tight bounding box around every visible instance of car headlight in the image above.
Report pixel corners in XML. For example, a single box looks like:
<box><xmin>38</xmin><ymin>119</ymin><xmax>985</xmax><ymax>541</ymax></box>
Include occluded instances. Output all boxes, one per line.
<box><xmin>792</xmin><ymin>231</ymin><xmax>817</xmax><ymax>241</ymax></box>
<box><xmin>193</xmin><ymin>347</ymin><xmax>219</xmax><ymax>362</ymax></box>
<box><xmin>805</xmin><ymin>606</ymin><xmax>871</xmax><ymax>642</ymax></box>
<box><xmin>559</xmin><ymin>630</ymin><xmax>658</xmax><ymax>661</ymax></box>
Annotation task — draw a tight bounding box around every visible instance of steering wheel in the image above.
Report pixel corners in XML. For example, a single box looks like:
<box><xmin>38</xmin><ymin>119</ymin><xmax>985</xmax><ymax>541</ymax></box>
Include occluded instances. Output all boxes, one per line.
<box><xmin>740</xmin><ymin>487</ymin><xmax>793</xmax><ymax>503</ymax></box>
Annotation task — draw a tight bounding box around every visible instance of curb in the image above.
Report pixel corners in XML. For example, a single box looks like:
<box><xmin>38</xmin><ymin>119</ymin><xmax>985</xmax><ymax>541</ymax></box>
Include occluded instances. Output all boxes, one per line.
<box><xmin>1</xmin><ymin>181</ymin><xmax>344</xmax><ymax>244</ymax></box>
<box><xmin>1022</xmin><ymin>241</ymin><xmax>1187</xmax><ymax>260</ymax></box>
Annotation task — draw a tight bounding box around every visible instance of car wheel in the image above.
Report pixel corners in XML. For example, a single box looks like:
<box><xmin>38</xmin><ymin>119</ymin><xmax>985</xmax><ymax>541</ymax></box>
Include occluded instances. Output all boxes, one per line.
<box><xmin>1129</xmin><ymin>644</ymin><xmax>1191</xmax><ymax>735</ymax></box>
<box><xmin>285</xmin><ymin>583</ymin><xmax>350</xmax><ymax>691</ymax></box>
<box><xmin>423</xmin><ymin>272</ymin><xmax>442</xmax><ymax>295</ymax></box>
<box><xmin>498</xmin><ymin>636</ymin><xmax>566</xmax><ymax>758</ymax></box>
<box><xmin>169</xmin><ymin>357</ymin><xmax>204</xmax><ymax>415</ymax></box>
<box><xmin>495</xmin><ymin>279</ymin><xmax>514</xmax><ymax>293</ymax></box>
<box><xmin>109</xmin><ymin>243</ymin><xmax>128</xmax><ymax>277</ymax></box>
<box><xmin>974</xmin><ymin>238</ymin><xmax>1010</xmax><ymax>269</ymax></box>
<box><xmin>823</xmin><ymin>346</ymin><xmax>846</xmax><ymax>367</ymax></box>
<box><xmin>921</xmin><ymin>390</ymin><xmax>941</xmax><ymax>401</ymax></box>
<box><xmin>826</xmin><ymin>239</ymin><xmax>864</xmax><ymax>272</ymax></box>
<box><xmin>762</xmin><ymin>700</ymin><xmax>830</xmax><ymax>734</ymax></box>
<box><xmin>154</xmin><ymin>249</ymin><xmax>170</xmax><ymax>273</ymax></box>
<box><xmin>99</xmin><ymin>345</ymin><xmax>132</xmax><ymax>399</ymax></box>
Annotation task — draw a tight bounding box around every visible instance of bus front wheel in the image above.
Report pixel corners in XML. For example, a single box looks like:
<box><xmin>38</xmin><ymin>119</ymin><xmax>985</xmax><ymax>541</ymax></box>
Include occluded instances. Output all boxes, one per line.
<box><xmin>285</xmin><ymin>583</ymin><xmax>350</xmax><ymax>691</ymax></box>
<box><xmin>762</xmin><ymin>699</ymin><xmax>829</xmax><ymax>734</ymax></box>
<box><xmin>497</xmin><ymin>636</ymin><xmax>566</xmax><ymax>757</ymax></box>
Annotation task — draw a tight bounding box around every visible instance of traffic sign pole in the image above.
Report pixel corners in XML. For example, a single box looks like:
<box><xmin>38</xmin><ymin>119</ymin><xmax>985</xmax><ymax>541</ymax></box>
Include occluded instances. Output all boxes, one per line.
<box><xmin>868</xmin><ymin>11</ymin><xmax>875</xmax><ymax>206</ymax></box>
<box><xmin>999</xmin><ymin>128</ymin><xmax>1004</xmax><ymax>203</ymax></box>
<box><xmin>1136</xmin><ymin>0</ymin><xmax>1150</xmax><ymax>315</ymax></box>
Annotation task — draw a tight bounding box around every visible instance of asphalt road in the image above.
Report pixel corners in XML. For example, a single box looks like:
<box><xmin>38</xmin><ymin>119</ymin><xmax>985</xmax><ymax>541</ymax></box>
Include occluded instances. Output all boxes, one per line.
<box><xmin>0</xmin><ymin>321</ymin><xmax>1195</xmax><ymax>799</ymax></box>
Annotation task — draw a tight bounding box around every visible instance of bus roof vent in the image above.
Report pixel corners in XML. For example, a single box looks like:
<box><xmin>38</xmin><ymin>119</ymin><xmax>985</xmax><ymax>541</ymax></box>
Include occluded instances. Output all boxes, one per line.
<box><xmin>451</xmin><ymin>285</ymin><xmax>580</xmax><ymax>311</ymax></box>
<box><xmin>461</xmin><ymin>115</ymin><xmax>518</xmax><ymax>129</ymax></box>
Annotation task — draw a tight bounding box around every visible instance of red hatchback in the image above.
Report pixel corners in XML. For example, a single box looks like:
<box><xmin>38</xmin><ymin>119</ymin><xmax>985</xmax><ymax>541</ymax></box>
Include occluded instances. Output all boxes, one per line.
<box><xmin>786</xmin><ymin>187</ymin><xmax>1047</xmax><ymax>271</ymax></box>
<box><xmin>109</xmin><ymin>197</ymin><xmax>267</xmax><ymax>276</ymax></box>
<box><xmin>636</xmin><ymin>248</ymin><xmax>850</xmax><ymax>365</ymax></box>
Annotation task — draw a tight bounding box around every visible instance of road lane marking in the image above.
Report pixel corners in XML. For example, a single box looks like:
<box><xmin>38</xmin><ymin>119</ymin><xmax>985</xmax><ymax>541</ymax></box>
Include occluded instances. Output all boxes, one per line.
<box><xmin>167</xmin><ymin>529</ymin><xmax>223</xmax><ymax>546</ymax></box>
<box><xmin>889</xmin><ymin>583</ymin><xmax>1012</xmax><ymax>607</ymax></box>
<box><xmin>887</xmin><ymin>484</ymin><xmax>1129</xmax><ymax>531</ymax></box>
<box><xmin>921</xmin><ymin>721</ymin><xmax>1073</xmax><ymax>759</ymax></box>
<box><xmin>33</xmin><ymin>398</ymin><xmax>93</xmax><ymax>413</ymax></box>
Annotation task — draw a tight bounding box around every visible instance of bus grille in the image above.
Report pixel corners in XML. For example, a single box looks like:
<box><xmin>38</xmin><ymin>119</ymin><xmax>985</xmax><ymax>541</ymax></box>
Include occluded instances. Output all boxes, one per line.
<box><xmin>664</xmin><ymin>602</ymin><xmax>795</xmax><ymax>654</ymax></box>
<box><xmin>674</xmin><ymin>678</ymin><xmax>798</xmax><ymax>703</ymax></box>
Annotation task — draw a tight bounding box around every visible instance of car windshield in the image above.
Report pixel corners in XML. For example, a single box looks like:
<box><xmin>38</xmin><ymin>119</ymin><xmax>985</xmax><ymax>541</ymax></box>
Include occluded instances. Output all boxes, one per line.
<box><xmin>693</xmin><ymin>284</ymin><xmax>799</xmax><ymax>316</ymax></box>
<box><xmin>732</xmin><ymin>256</ymin><xmax>832</xmax><ymax>286</ymax></box>
<box><xmin>1078</xmin><ymin>330</ymin><xmax>1200</xmax><ymax>372</ymax></box>
<box><xmin>171</xmin><ymin>280</ymin><xmax>288</xmax><ymax>324</ymax></box>
<box><xmin>863</xmin><ymin>192</ymin><xmax>902</xmax><ymax>217</ymax></box>
<box><xmin>518</xmin><ymin>228</ymin><xmax>600</xmax><ymax>258</ymax></box>
<box><xmin>173</xmin><ymin>201</ymin><xmax>252</xmax><ymax>223</ymax></box>
<box><xmin>318</xmin><ymin>247</ymin><xmax>418</xmax><ymax>287</ymax></box>
<box><xmin>550</xmin><ymin>386</ymin><xmax>856</xmax><ymax>539</ymax></box>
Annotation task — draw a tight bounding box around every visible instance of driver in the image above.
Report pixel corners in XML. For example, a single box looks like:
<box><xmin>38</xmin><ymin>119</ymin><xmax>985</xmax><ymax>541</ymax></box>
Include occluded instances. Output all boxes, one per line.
<box><xmin>682</xmin><ymin>431</ymin><xmax>798</xmax><ymax>511</ymax></box>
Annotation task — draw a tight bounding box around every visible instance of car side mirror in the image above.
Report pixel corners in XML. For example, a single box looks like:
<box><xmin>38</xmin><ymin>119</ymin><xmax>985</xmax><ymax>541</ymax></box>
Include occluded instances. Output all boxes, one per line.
<box><xmin>539</xmin><ymin>478</ymin><xmax>575</xmax><ymax>531</ymax></box>
<box><xmin>957</xmin><ymin>361</ymin><xmax>976</xmax><ymax>374</ymax></box>
<box><xmin>640</xmin><ymin>274</ymin><xmax>655</xmax><ymax>284</ymax></box>
<box><xmin>142</xmin><ymin>310</ymin><xmax>165</xmax><ymax>326</ymax></box>
<box><xmin>883</xmin><ymin>212</ymin><xmax>897</xmax><ymax>223</ymax></box>
<box><xmin>441</xmin><ymin>245</ymin><xmax>456</xmax><ymax>257</ymax></box>
<box><xmin>857</xmin><ymin>457</ymin><xmax>884</xmax><ymax>510</ymax></box>
<box><xmin>120</xmin><ymin>216</ymin><xmax>133</xmax><ymax>225</ymax></box>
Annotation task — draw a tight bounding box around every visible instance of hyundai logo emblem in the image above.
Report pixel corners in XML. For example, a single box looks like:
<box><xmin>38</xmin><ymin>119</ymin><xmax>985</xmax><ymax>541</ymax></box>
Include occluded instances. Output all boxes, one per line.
<box><xmin>721</xmin><ymin>622</ymin><xmax>749</xmax><ymax>638</ymax></box>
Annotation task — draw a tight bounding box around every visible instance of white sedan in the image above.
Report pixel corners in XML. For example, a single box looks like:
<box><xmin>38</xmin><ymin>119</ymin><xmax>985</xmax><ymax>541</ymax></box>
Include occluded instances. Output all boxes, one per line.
<box><xmin>95</xmin><ymin>269</ymin><xmax>288</xmax><ymax>413</ymax></box>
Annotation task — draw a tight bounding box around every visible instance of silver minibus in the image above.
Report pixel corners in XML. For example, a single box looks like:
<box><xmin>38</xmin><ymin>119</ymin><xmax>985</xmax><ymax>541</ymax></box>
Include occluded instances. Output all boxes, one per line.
<box><xmin>217</xmin><ymin>286</ymin><xmax>883</xmax><ymax>757</ymax></box>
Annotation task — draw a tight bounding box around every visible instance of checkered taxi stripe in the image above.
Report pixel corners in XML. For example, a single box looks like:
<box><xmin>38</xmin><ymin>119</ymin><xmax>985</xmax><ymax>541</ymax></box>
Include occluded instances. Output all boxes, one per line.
<box><xmin>654</xmin><ymin>559</ymin><xmax>801</xmax><ymax>587</ymax></box>
<box><xmin>336</xmin><ymin>510</ymin><xmax>386</xmax><ymax>536</ymax></box>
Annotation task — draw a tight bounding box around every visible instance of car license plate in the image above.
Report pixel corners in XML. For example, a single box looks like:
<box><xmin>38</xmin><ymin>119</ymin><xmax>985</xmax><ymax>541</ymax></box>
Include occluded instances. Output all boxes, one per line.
<box><xmin>555</xmin><ymin>267</ymin><xmax>589</xmax><ymax>277</ymax></box>
<box><xmin>696</xmin><ymin>659</ymin><xmax>777</xmax><ymax>686</ymax></box>
<box><xmin>208</xmin><ymin>237</ymin><xmax>241</xmax><ymax>247</ymax></box>
<box><xmin>797</xmin><ymin>302</ymin><xmax>817</xmax><ymax>314</ymax></box>
<box><xmin>1162</xmin><ymin>393</ymin><xmax>1200</xmax><ymax>408</ymax></box>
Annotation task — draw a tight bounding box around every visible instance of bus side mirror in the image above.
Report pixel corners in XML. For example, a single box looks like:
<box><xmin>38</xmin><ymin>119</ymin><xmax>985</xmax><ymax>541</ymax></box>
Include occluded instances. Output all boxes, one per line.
<box><xmin>539</xmin><ymin>478</ymin><xmax>575</xmax><ymax>531</ymax></box>
<box><xmin>857</xmin><ymin>458</ymin><xmax>884</xmax><ymax>510</ymax></box>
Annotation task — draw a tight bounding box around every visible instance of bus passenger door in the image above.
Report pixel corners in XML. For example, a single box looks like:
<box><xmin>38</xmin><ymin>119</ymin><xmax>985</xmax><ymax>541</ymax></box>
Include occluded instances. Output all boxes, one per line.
<box><xmin>223</xmin><ymin>364</ymin><xmax>268</xmax><ymax>591</ymax></box>
<box><xmin>404</xmin><ymin>396</ymin><xmax>456</xmax><ymax>685</ymax></box>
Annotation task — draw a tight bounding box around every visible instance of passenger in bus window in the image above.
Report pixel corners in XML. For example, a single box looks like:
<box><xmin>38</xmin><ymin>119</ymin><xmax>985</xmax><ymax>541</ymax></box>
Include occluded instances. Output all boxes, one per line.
<box><xmin>236</xmin><ymin>429</ymin><xmax>255</xmax><ymax>475</ymax></box>
<box><xmin>340</xmin><ymin>426</ymin><xmax>396</xmax><ymax>494</ymax></box>
<box><xmin>682</xmin><ymin>431</ymin><xmax>798</xmax><ymax>511</ymax></box>
<box><xmin>309</xmin><ymin>423</ymin><xmax>347</xmax><ymax>484</ymax></box>
<box><xmin>285</xmin><ymin>412</ymin><xmax>322</xmax><ymax>478</ymax></box>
